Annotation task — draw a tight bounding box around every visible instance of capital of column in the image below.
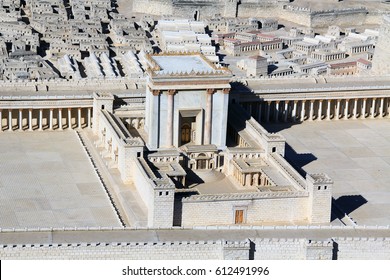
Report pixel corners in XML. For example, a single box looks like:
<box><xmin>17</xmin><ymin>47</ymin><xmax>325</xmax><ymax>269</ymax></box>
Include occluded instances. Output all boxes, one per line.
<box><xmin>222</xmin><ymin>88</ymin><xmax>230</xmax><ymax>94</ymax></box>
<box><xmin>152</xmin><ymin>90</ymin><xmax>161</xmax><ymax>96</ymax></box>
<box><xmin>167</xmin><ymin>89</ymin><xmax>177</xmax><ymax>95</ymax></box>
<box><xmin>206</xmin><ymin>89</ymin><xmax>216</xmax><ymax>95</ymax></box>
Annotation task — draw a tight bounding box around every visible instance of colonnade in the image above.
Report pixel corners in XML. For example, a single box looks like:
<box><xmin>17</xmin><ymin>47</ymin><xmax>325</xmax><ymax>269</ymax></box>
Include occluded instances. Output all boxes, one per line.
<box><xmin>243</xmin><ymin>97</ymin><xmax>390</xmax><ymax>123</ymax></box>
<box><xmin>231</xmin><ymin>165</ymin><xmax>272</xmax><ymax>187</ymax></box>
<box><xmin>0</xmin><ymin>107</ymin><xmax>92</xmax><ymax>131</ymax></box>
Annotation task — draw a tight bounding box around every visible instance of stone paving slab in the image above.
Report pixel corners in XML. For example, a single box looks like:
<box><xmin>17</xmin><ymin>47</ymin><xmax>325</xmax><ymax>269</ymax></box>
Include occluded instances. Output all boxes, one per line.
<box><xmin>265</xmin><ymin>119</ymin><xmax>390</xmax><ymax>226</ymax></box>
<box><xmin>0</xmin><ymin>131</ymin><xmax>121</xmax><ymax>229</ymax></box>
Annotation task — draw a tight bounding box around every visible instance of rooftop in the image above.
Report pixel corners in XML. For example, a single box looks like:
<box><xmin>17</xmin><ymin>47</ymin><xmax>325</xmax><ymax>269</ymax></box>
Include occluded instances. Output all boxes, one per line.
<box><xmin>152</xmin><ymin>54</ymin><xmax>217</xmax><ymax>74</ymax></box>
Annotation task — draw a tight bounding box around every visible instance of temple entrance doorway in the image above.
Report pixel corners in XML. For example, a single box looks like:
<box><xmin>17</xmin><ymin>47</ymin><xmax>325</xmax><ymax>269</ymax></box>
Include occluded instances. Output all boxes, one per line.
<box><xmin>180</xmin><ymin>117</ymin><xmax>195</xmax><ymax>145</ymax></box>
<box><xmin>178</xmin><ymin>110</ymin><xmax>203</xmax><ymax>147</ymax></box>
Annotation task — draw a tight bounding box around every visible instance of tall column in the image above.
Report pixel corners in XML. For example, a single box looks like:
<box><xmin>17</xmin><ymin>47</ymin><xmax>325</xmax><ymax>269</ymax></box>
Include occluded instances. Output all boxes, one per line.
<box><xmin>257</xmin><ymin>102</ymin><xmax>262</xmax><ymax>122</ymax></box>
<box><xmin>361</xmin><ymin>98</ymin><xmax>367</xmax><ymax>119</ymax></box>
<box><xmin>18</xmin><ymin>109</ymin><xmax>23</xmax><ymax>131</ymax></box>
<box><xmin>300</xmin><ymin>100</ymin><xmax>306</xmax><ymax>122</ymax></box>
<box><xmin>204</xmin><ymin>89</ymin><xmax>213</xmax><ymax>145</ymax></box>
<box><xmin>8</xmin><ymin>109</ymin><xmax>12</xmax><ymax>131</ymax></box>
<box><xmin>68</xmin><ymin>108</ymin><xmax>72</xmax><ymax>129</ymax></box>
<box><xmin>266</xmin><ymin>101</ymin><xmax>270</xmax><ymax>122</ymax></box>
<box><xmin>387</xmin><ymin>98</ymin><xmax>390</xmax><ymax>118</ymax></box>
<box><xmin>370</xmin><ymin>98</ymin><xmax>376</xmax><ymax>119</ymax></box>
<box><xmin>28</xmin><ymin>109</ymin><xmax>33</xmax><ymax>131</ymax></box>
<box><xmin>78</xmin><ymin>108</ymin><xmax>82</xmax><ymax>129</ymax></box>
<box><xmin>88</xmin><ymin>108</ymin><xmax>91</xmax><ymax>128</ymax></box>
<box><xmin>353</xmin><ymin>99</ymin><xmax>358</xmax><ymax>119</ymax></box>
<box><xmin>292</xmin><ymin>101</ymin><xmax>297</xmax><ymax>122</ymax></box>
<box><xmin>0</xmin><ymin>109</ymin><xmax>2</xmax><ymax>132</ymax></box>
<box><xmin>58</xmin><ymin>108</ymin><xmax>63</xmax><ymax>130</ymax></box>
<box><xmin>344</xmin><ymin>99</ymin><xmax>349</xmax><ymax>119</ymax></box>
<box><xmin>283</xmin><ymin>101</ymin><xmax>288</xmax><ymax>122</ymax></box>
<box><xmin>39</xmin><ymin>109</ymin><xmax>43</xmax><ymax>131</ymax></box>
<box><xmin>166</xmin><ymin>90</ymin><xmax>175</xmax><ymax>147</ymax></box>
<box><xmin>309</xmin><ymin>100</ymin><xmax>314</xmax><ymax>121</ymax></box>
<box><xmin>326</xmin><ymin>100</ymin><xmax>331</xmax><ymax>121</ymax></box>
<box><xmin>49</xmin><ymin>109</ymin><xmax>53</xmax><ymax>130</ymax></box>
<box><xmin>274</xmin><ymin>101</ymin><xmax>279</xmax><ymax>122</ymax></box>
<box><xmin>335</xmin><ymin>100</ymin><xmax>340</xmax><ymax>120</ymax></box>
<box><xmin>317</xmin><ymin>100</ymin><xmax>323</xmax><ymax>121</ymax></box>
<box><xmin>379</xmin><ymin>98</ymin><xmax>384</xmax><ymax>118</ymax></box>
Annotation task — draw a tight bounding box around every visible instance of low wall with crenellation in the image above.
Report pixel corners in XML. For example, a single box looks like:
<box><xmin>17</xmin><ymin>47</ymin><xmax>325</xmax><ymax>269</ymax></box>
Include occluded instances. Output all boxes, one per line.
<box><xmin>181</xmin><ymin>192</ymin><xmax>310</xmax><ymax>227</ymax></box>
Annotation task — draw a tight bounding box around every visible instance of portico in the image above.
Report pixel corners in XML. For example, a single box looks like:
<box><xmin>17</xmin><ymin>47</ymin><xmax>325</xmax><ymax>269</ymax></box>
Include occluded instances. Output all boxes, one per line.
<box><xmin>144</xmin><ymin>53</ymin><xmax>232</xmax><ymax>150</ymax></box>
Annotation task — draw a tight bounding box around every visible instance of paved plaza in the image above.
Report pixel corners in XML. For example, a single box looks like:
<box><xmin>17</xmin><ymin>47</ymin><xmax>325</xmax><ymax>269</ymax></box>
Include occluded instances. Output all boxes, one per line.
<box><xmin>265</xmin><ymin>119</ymin><xmax>390</xmax><ymax>226</ymax></box>
<box><xmin>0</xmin><ymin>131</ymin><xmax>121</xmax><ymax>228</ymax></box>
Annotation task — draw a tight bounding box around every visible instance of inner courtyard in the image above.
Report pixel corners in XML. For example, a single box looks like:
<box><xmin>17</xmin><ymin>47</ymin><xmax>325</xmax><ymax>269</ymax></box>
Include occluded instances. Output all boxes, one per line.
<box><xmin>265</xmin><ymin>118</ymin><xmax>390</xmax><ymax>226</ymax></box>
<box><xmin>0</xmin><ymin>131</ymin><xmax>121</xmax><ymax>228</ymax></box>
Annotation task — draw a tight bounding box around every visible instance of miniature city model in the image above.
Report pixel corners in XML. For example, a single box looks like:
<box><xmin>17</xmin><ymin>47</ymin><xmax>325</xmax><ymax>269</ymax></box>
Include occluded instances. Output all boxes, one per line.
<box><xmin>0</xmin><ymin>0</ymin><xmax>389</xmax><ymax>260</ymax></box>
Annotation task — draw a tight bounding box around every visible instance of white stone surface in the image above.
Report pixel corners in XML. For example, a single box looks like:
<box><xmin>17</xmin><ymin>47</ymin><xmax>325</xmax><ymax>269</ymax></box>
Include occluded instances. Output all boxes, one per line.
<box><xmin>0</xmin><ymin>131</ymin><xmax>121</xmax><ymax>228</ymax></box>
<box><xmin>265</xmin><ymin>119</ymin><xmax>390</xmax><ymax>226</ymax></box>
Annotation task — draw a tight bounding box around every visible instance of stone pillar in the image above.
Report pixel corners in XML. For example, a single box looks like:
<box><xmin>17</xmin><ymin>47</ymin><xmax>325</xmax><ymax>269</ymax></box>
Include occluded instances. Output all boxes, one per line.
<box><xmin>257</xmin><ymin>102</ymin><xmax>262</xmax><ymax>122</ymax></box>
<box><xmin>317</xmin><ymin>100</ymin><xmax>322</xmax><ymax>121</ymax></box>
<box><xmin>68</xmin><ymin>108</ymin><xmax>72</xmax><ymax>129</ymax></box>
<box><xmin>49</xmin><ymin>109</ymin><xmax>53</xmax><ymax>130</ymax></box>
<box><xmin>167</xmin><ymin>90</ymin><xmax>176</xmax><ymax>146</ymax></box>
<box><xmin>353</xmin><ymin>99</ymin><xmax>358</xmax><ymax>119</ymax></box>
<box><xmin>370</xmin><ymin>98</ymin><xmax>376</xmax><ymax>119</ymax></box>
<box><xmin>8</xmin><ymin>109</ymin><xmax>12</xmax><ymax>131</ymax></box>
<box><xmin>335</xmin><ymin>100</ymin><xmax>340</xmax><ymax>120</ymax></box>
<box><xmin>283</xmin><ymin>101</ymin><xmax>288</xmax><ymax>122</ymax></box>
<box><xmin>58</xmin><ymin>108</ymin><xmax>63</xmax><ymax>130</ymax></box>
<box><xmin>379</xmin><ymin>98</ymin><xmax>384</xmax><ymax>118</ymax></box>
<box><xmin>266</xmin><ymin>101</ymin><xmax>271</xmax><ymax>122</ymax></box>
<box><xmin>28</xmin><ymin>109</ymin><xmax>33</xmax><ymax>131</ymax></box>
<box><xmin>300</xmin><ymin>100</ymin><xmax>306</xmax><ymax>122</ymax></box>
<box><xmin>292</xmin><ymin>101</ymin><xmax>297</xmax><ymax>122</ymax></box>
<box><xmin>88</xmin><ymin>108</ymin><xmax>91</xmax><ymax>128</ymax></box>
<box><xmin>0</xmin><ymin>109</ymin><xmax>2</xmax><ymax>132</ymax></box>
<box><xmin>387</xmin><ymin>98</ymin><xmax>390</xmax><ymax>118</ymax></box>
<box><xmin>78</xmin><ymin>108</ymin><xmax>82</xmax><ymax>129</ymax></box>
<box><xmin>39</xmin><ymin>109</ymin><xmax>43</xmax><ymax>131</ymax></box>
<box><xmin>326</xmin><ymin>100</ymin><xmax>331</xmax><ymax>121</ymax></box>
<box><xmin>361</xmin><ymin>98</ymin><xmax>367</xmax><ymax>119</ymax></box>
<box><xmin>344</xmin><ymin>99</ymin><xmax>349</xmax><ymax>119</ymax></box>
<box><xmin>18</xmin><ymin>109</ymin><xmax>23</xmax><ymax>131</ymax></box>
<box><xmin>309</xmin><ymin>100</ymin><xmax>314</xmax><ymax>121</ymax></box>
<box><xmin>274</xmin><ymin>101</ymin><xmax>279</xmax><ymax>122</ymax></box>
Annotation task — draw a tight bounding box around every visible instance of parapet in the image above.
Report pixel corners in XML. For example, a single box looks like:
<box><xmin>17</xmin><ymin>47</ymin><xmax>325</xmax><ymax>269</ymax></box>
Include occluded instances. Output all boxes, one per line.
<box><xmin>306</xmin><ymin>173</ymin><xmax>333</xmax><ymax>185</ymax></box>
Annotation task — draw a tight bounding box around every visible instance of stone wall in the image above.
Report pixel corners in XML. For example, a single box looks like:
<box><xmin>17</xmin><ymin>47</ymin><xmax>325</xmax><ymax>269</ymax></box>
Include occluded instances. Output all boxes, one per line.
<box><xmin>181</xmin><ymin>193</ymin><xmax>309</xmax><ymax>226</ymax></box>
<box><xmin>309</xmin><ymin>9</ymin><xmax>368</xmax><ymax>29</ymax></box>
<box><xmin>254</xmin><ymin>238</ymin><xmax>333</xmax><ymax>260</ymax></box>
<box><xmin>1</xmin><ymin>227</ymin><xmax>390</xmax><ymax>259</ymax></box>
<box><xmin>335</xmin><ymin>237</ymin><xmax>390</xmax><ymax>260</ymax></box>
<box><xmin>0</xmin><ymin>241</ymin><xmax>224</xmax><ymax>260</ymax></box>
<box><xmin>132</xmin><ymin>159</ymin><xmax>155</xmax><ymax>226</ymax></box>
<box><xmin>132</xmin><ymin>0</ymin><xmax>173</xmax><ymax>16</ymax></box>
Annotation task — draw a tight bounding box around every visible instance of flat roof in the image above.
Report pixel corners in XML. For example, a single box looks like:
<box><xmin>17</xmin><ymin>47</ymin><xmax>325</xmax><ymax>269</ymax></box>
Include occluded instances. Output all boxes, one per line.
<box><xmin>152</xmin><ymin>55</ymin><xmax>216</xmax><ymax>74</ymax></box>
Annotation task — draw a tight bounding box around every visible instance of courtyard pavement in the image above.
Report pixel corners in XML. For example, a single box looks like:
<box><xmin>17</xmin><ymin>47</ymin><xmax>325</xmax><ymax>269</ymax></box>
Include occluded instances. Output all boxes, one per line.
<box><xmin>0</xmin><ymin>131</ymin><xmax>121</xmax><ymax>228</ymax></box>
<box><xmin>265</xmin><ymin>119</ymin><xmax>390</xmax><ymax>226</ymax></box>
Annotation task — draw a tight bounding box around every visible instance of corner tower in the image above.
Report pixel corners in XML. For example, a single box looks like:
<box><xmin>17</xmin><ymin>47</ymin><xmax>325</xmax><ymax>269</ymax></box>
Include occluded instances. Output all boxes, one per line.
<box><xmin>144</xmin><ymin>53</ymin><xmax>232</xmax><ymax>150</ymax></box>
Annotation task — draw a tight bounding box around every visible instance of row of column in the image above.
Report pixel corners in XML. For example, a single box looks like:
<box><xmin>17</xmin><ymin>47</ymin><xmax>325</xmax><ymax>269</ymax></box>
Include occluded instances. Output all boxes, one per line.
<box><xmin>244</xmin><ymin>97</ymin><xmax>390</xmax><ymax>123</ymax></box>
<box><xmin>0</xmin><ymin>107</ymin><xmax>91</xmax><ymax>132</ymax></box>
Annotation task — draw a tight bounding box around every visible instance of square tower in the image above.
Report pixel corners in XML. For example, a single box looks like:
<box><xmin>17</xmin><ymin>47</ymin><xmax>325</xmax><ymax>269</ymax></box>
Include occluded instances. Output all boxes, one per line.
<box><xmin>144</xmin><ymin>53</ymin><xmax>232</xmax><ymax>150</ymax></box>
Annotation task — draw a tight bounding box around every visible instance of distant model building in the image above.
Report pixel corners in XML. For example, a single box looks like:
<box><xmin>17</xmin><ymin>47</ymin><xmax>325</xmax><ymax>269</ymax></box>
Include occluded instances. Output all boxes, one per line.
<box><xmin>372</xmin><ymin>15</ymin><xmax>390</xmax><ymax>75</ymax></box>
